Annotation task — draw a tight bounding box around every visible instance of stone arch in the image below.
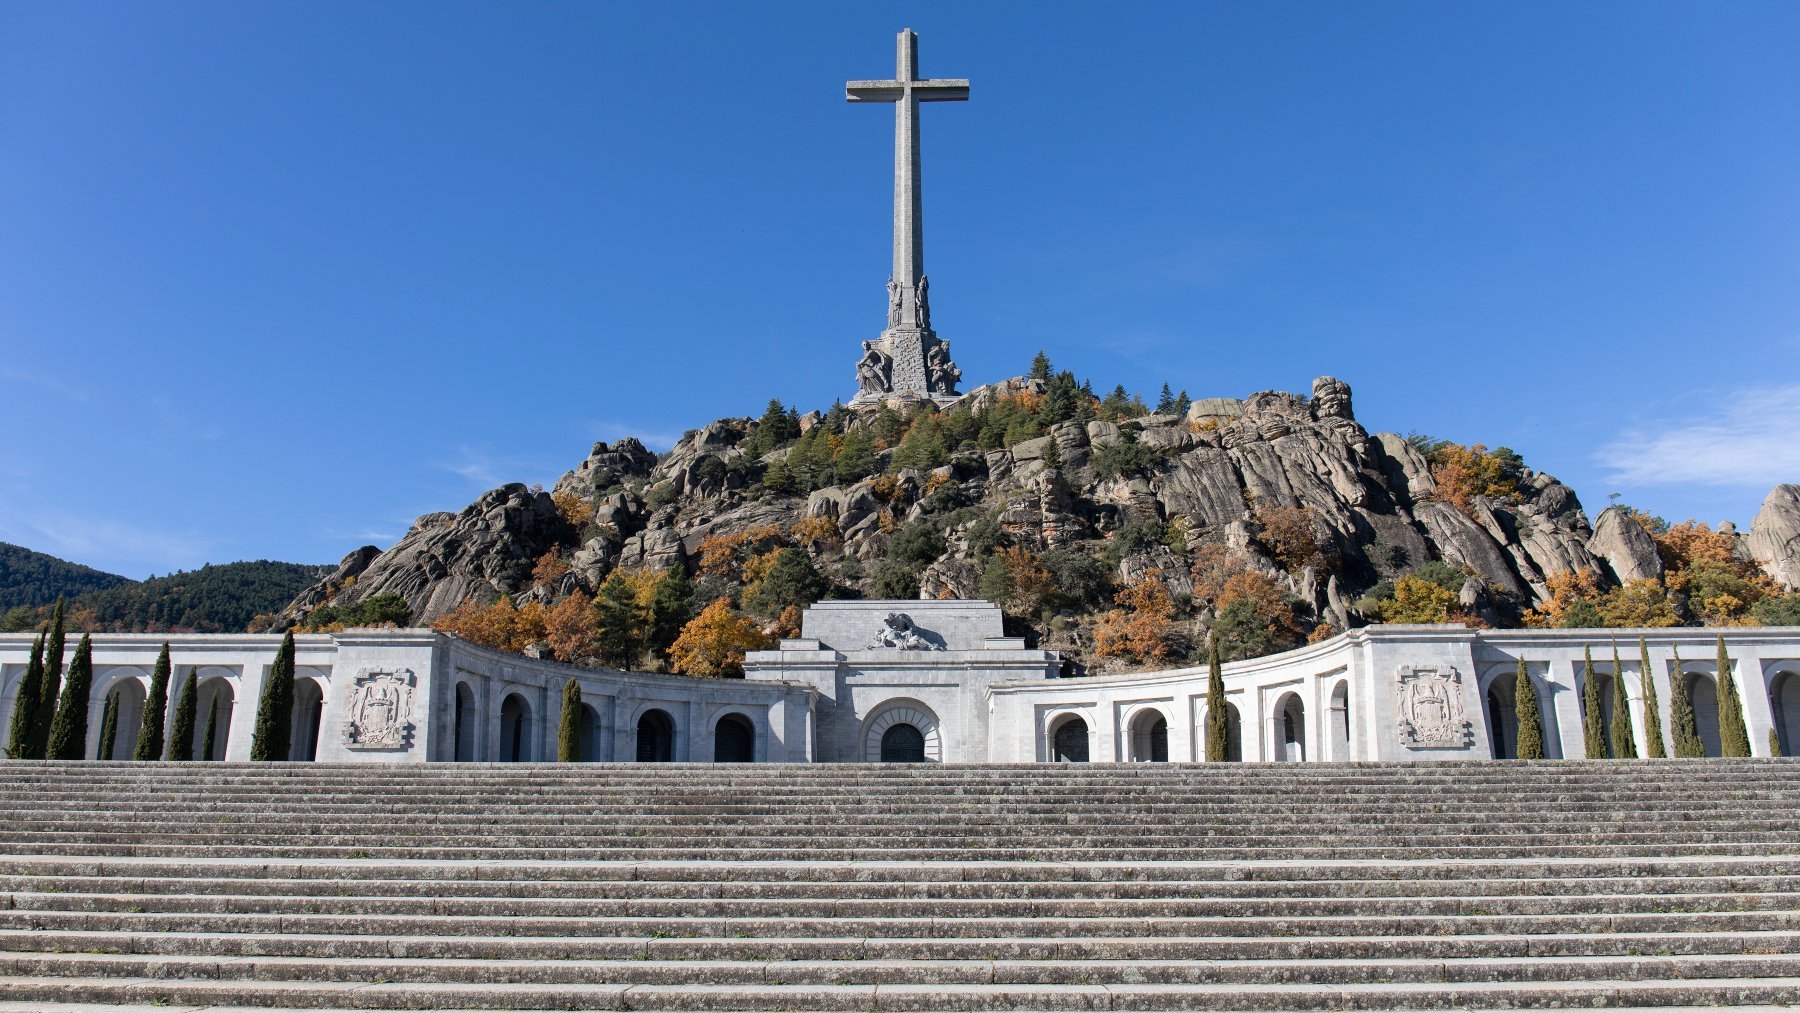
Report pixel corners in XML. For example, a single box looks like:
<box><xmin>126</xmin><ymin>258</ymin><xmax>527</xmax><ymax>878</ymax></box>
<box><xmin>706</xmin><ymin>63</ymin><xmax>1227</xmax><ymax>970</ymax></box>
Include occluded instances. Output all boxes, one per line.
<box><xmin>289</xmin><ymin>677</ymin><xmax>325</xmax><ymax>761</ymax></box>
<box><xmin>499</xmin><ymin>692</ymin><xmax>532</xmax><ymax>763</ymax></box>
<box><xmin>1050</xmin><ymin>713</ymin><xmax>1090</xmax><ymax>763</ymax></box>
<box><xmin>1483</xmin><ymin>670</ymin><xmax>1519</xmax><ymax>760</ymax></box>
<box><xmin>713</xmin><ymin>712</ymin><xmax>756</xmax><ymax>763</ymax></box>
<box><xmin>1127</xmin><ymin>707</ymin><xmax>1169</xmax><ymax>762</ymax></box>
<box><xmin>578</xmin><ymin>702</ymin><xmax>603</xmax><ymax>762</ymax></box>
<box><xmin>95</xmin><ymin>671</ymin><xmax>148</xmax><ymax>760</ymax></box>
<box><xmin>636</xmin><ymin>708</ymin><xmax>675</xmax><ymax>762</ymax></box>
<box><xmin>1205</xmin><ymin>701</ymin><xmax>1243</xmax><ymax>762</ymax></box>
<box><xmin>1771</xmin><ymin>671</ymin><xmax>1800</xmax><ymax>756</ymax></box>
<box><xmin>1273</xmin><ymin>691</ymin><xmax>1306</xmax><ymax>762</ymax></box>
<box><xmin>1328</xmin><ymin>680</ymin><xmax>1351</xmax><ymax>761</ymax></box>
<box><xmin>453</xmin><ymin>681</ymin><xmax>477</xmax><ymax>762</ymax></box>
<box><xmin>1685</xmin><ymin>672</ymin><xmax>1722</xmax><ymax>757</ymax></box>
<box><xmin>194</xmin><ymin>676</ymin><xmax>235</xmax><ymax>761</ymax></box>
<box><xmin>1583</xmin><ymin>669</ymin><xmax>1619</xmax><ymax>758</ymax></box>
<box><xmin>862</xmin><ymin>701</ymin><xmax>942</xmax><ymax>763</ymax></box>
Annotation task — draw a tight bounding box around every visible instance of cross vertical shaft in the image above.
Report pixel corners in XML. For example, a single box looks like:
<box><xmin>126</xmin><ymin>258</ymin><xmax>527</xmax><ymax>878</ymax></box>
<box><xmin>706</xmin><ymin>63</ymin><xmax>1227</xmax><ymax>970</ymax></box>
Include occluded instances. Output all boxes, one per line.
<box><xmin>893</xmin><ymin>30</ymin><xmax>923</xmax><ymax>325</ymax></box>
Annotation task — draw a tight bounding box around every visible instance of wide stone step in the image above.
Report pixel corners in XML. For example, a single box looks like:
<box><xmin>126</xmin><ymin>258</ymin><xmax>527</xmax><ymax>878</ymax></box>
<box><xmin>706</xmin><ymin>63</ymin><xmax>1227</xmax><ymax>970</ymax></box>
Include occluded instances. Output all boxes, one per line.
<box><xmin>6</xmin><ymin>973</ymin><xmax>1800</xmax><ymax>1010</ymax></box>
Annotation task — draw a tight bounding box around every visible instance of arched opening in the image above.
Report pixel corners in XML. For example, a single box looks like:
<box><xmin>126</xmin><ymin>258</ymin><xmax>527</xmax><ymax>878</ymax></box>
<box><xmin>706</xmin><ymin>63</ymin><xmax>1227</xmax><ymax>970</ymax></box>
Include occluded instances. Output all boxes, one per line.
<box><xmin>454</xmin><ymin>682</ymin><xmax>476</xmax><ymax>762</ymax></box>
<box><xmin>1686</xmin><ymin>673</ymin><xmax>1722</xmax><ymax>757</ymax></box>
<box><xmin>879</xmin><ymin>723</ymin><xmax>925</xmax><ymax>762</ymax></box>
<box><xmin>1127</xmin><ymin>710</ymin><xmax>1168</xmax><ymax>762</ymax></box>
<box><xmin>1586</xmin><ymin>671</ymin><xmax>1618</xmax><ymax>758</ymax></box>
<box><xmin>579</xmin><ymin>703</ymin><xmax>602</xmax><ymax>762</ymax></box>
<box><xmin>499</xmin><ymin>693</ymin><xmax>531</xmax><ymax>763</ymax></box>
<box><xmin>636</xmin><ymin>708</ymin><xmax>674</xmax><ymax>762</ymax></box>
<box><xmin>1274</xmin><ymin>693</ymin><xmax>1306</xmax><ymax>762</ymax></box>
<box><xmin>714</xmin><ymin>713</ymin><xmax>755</xmax><ymax>763</ymax></box>
<box><xmin>1772</xmin><ymin>671</ymin><xmax>1800</xmax><ymax>756</ymax></box>
<box><xmin>194</xmin><ymin>678</ymin><xmax>235</xmax><ymax>761</ymax></box>
<box><xmin>1329</xmin><ymin>681</ymin><xmax>1351</xmax><ymax>761</ymax></box>
<box><xmin>99</xmin><ymin>677</ymin><xmax>147</xmax><ymax>760</ymax></box>
<box><xmin>1211</xmin><ymin>702</ymin><xmax>1242</xmax><ymax>762</ymax></box>
<box><xmin>1051</xmin><ymin>715</ymin><xmax>1090</xmax><ymax>763</ymax></box>
<box><xmin>288</xmin><ymin>678</ymin><xmax>324</xmax><ymax>761</ymax></box>
<box><xmin>1485</xmin><ymin>676</ymin><xmax>1519</xmax><ymax>760</ymax></box>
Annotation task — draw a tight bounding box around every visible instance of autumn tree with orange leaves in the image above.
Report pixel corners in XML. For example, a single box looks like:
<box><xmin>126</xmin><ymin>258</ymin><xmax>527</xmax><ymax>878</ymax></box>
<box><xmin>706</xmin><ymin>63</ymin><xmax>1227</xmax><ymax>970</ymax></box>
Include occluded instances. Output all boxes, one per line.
<box><xmin>669</xmin><ymin>597</ymin><xmax>773</xmax><ymax>678</ymax></box>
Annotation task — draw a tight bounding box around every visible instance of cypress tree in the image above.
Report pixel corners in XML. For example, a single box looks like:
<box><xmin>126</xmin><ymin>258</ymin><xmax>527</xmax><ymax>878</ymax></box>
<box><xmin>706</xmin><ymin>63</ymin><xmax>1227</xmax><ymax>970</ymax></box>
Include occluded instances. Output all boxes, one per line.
<box><xmin>1609</xmin><ymin>643</ymin><xmax>1636</xmax><ymax>759</ymax></box>
<box><xmin>1581</xmin><ymin>646</ymin><xmax>1608</xmax><ymax>759</ymax></box>
<box><xmin>1638</xmin><ymin>637</ymin><xmax>1666</xmax><ymax>758</ymax></box>
<box><xmin>1513</xmin><ymin>659</ymin><xmax>1545</xmax><ymax>760</ymax></box>
<box><xmin>96</xmin><ymin>692</ymin><xmax>118</xmax><ymax>760</ymax></box>
<box><xmin>201</xmin><ymin>699</ymin><xmax>218</xmax><ymax>761</ymax></box>
<box><xmin>1205</xmin><ymin>637</ymin><xmax>1229</xmax><ymax>761</ymax></box>
<box><xmin>168</xmin><ymin>671</ymin><xmax>198</xmax><ymax>761</ymax></box>
<box><xmin>46</xmin><ymin>634</ymin><xmax>94</xmax><ymax>761</ymax></box>
<box><xmin>30</xmin><ymin>600</ymin><xmax>67</xmax><ymax>758</ymax></box>
<box><xmin>558</xmin><ymin>678</ymin><xmax>581</xmax><ymax>762</ymax></box>
<box><xmin>250</xmin><ymin>632</ymin><xmax>296</xmax><ymax>761</ymax></box>
<box><xmin>4</xmin><ymin>632</ymin><xmax>45</xmax><ymax>759</ymax></box>
<box><xmin>1715</xmin><ymin>636</ymin><xmax>1751</xmax><ymax>757</ymax></box>
<box><xmin>1669</xmin><ymin>644</ymin><xmax>1704</xmax><ymax>758</ymax></box>
<box><xmin>134</xmin><ymin>644</ymin><xmax>172</xmax><ymax>761</ymax></box>
<box><xmin>1771</xmin><ymin>727</ymin><xmax>1783</xmax><ymax>758</ymax></box>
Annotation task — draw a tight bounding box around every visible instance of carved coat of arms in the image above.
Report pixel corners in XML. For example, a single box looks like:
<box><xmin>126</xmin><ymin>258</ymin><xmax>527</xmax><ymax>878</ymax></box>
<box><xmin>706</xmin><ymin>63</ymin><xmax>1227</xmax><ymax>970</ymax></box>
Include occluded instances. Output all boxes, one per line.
<box><xmin>1394</xmin><ymin>664</ymin><xmax>1472</xmax><ymax>749</ymax></box>
<box><xmin>341</xmin><ymin>668</ymin><xmax>417</xmax><ymax>750</ymax></box>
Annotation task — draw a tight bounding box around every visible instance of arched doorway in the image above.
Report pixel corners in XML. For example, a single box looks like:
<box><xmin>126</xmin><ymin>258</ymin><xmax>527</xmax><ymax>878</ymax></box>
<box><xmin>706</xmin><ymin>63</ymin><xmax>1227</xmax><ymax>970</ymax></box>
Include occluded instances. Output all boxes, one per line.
<box><xmin>879</xmin><ymin>723</ymin><xmax>925</xmax><ymax>762</ymax></box>
<box><xmin>194</xmin><ymin>678</ymin><xmax>235</xmax><ymax>761</ymax></box>
<box><xmin>499</xmin><ymin>693</ymin><xmax>531</xmax><ymax>762</ymax></box>
<box><xmin>1051</xmin><ymin>715</ymin><xmax>1089</xmax><ymax>763</ymax></box>
<box><xmin>1128</xmin><ymin>710</ymin><xmax>1168</xmax><ymax>762</ymax></box>
<box><xmin>1772</xmin><ymin>672</ymin><xmax>1800</xmax><ymax>756</ymax></box>
<box><xmin>714</xmin><ymin>713</ymin><xmax>755</xmax><ymax>763</ymax></box>
<box><xmin>1274</xmin><ymin>693</ymin><xmax>1305</xmax><ymax>762</ymax></box>
<box><xmin>289</xmin><ymin>678</ymin><xmax>324</xmax><ymax>761</ymax></box>
<box><xmin>1686</xmin><ymin>673</ymin><xmax>1722</xmax><ymax>757</ymax></box>
<box><xmin>1328</xmin><ymin>681</ymin><xmax>1351</xmax><ymax>761</ymax></box>
<box><xmin>99</xmin><ymin>677</ymin><xmax>147</xmax><ymax>760</ymax></box>
<box><xmin>453</xmin><ymin>682</ymin><xmax>476</xmax><ymax>762</ymax></box>
<box><xmin>579</xmin><ymin>703</ymin><xmax>602</xmax><ymax>762</ymax></box>
<box><xmin>636</xmin><ymin>708</ymin><xmax>674</xmax><ymax>762</ymax></box>
<box><xmin>1485</xmin><ymin>676</ymin><xmax>1519</xmax><ymax>760</ymax></box>
<box><xmin>1210</xmin><ymin>702</ymin><xmax>1243</xmax><ymax>762</ymax></box>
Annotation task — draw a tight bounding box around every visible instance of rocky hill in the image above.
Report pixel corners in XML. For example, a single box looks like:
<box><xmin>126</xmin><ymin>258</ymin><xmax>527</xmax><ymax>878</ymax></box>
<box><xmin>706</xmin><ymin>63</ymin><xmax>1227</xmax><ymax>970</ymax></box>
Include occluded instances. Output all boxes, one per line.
<box><xmin>266</xmin><ymin>373</ymin><xmax>1800</xmax><ymax>671</ymax></box>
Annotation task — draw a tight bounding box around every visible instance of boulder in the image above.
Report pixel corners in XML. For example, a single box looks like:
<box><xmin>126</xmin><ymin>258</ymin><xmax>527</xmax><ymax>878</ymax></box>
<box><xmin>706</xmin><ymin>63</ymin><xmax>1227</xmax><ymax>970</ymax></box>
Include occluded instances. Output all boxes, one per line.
<box><xmin>1588</xmin><ymin>506</ymin><xmax>1665</xmax><ymax>584</ymax></box>
<box><xmin>1750</xmin><ymin>484</ymin><xmax>1800</xmax><ymax>591</ymax></box>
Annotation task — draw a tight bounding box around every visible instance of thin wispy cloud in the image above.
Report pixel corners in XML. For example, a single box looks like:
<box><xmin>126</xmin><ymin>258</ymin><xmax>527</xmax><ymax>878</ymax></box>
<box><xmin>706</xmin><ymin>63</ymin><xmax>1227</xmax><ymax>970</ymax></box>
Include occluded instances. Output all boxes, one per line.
<box><xmin>0</xmin><ymin>366</ymin><xmax>91</xmax><ymax>402</ymax></box>
<box><xmin>1598</xmin><ymin>384</ymin><xmax>1800</xmax><ymax>487</ymax></box>
<box><xmin>0</xmin><ymin>511</ymin><xmax>213</xmax><ymax>577</ymax></box>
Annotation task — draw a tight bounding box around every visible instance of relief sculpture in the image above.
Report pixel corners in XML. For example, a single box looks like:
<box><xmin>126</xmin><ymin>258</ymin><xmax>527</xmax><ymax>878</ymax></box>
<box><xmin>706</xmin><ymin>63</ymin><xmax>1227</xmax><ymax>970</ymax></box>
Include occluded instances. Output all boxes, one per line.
<box><xmin>1394</xmin><ymin>663</ymin><xmax>1472</xmax><ymax>749</ymax></box>
<box><xmin>342</xmin><ymin>667</ymin><xmax>418</xmax><ymax>751</ymax></box>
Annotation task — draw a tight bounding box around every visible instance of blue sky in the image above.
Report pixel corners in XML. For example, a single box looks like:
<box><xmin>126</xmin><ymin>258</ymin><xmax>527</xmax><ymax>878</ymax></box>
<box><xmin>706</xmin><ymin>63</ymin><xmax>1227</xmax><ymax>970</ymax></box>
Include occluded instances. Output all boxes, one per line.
<box><xmin>2</xmin><ymin>2</ymin><xmax>1797</xmax><ymax>578</ymax></box>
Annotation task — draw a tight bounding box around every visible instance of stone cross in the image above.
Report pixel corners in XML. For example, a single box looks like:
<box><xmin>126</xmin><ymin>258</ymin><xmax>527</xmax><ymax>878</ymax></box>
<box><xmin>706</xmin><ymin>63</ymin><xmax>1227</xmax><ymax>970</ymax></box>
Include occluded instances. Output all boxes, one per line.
<box><xmin>847</xmin><ymin>29</ymin><xmax>968</xmax><ymax>334</ymax></box>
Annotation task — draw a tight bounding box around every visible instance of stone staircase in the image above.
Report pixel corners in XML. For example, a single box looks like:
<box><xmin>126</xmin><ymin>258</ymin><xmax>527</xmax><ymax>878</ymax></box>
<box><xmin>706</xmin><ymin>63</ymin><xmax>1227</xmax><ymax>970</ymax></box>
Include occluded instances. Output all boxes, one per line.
<box><xmin>0</xmin><ymin>760</ymin><xmax>1797</xmax><ymax>1011</ymax></box>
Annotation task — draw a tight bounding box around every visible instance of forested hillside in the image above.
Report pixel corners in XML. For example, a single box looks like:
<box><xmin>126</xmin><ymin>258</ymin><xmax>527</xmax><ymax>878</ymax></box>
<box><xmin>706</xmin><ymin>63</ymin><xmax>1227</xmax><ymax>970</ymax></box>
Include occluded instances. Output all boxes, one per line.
<box><xmin>0</xmin><ymin>543</ymin><xmax>132</xmax><ymax>612</ymax></box>
<box><xmin>0</xmin><ymin>558</ymin><xmax>330</xmax><ymax>634</ymax></box>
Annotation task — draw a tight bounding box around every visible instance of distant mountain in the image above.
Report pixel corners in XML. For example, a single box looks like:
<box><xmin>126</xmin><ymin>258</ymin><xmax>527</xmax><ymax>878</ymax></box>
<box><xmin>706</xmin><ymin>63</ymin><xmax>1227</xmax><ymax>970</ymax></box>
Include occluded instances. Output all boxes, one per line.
<box><xmin>0</xmin><ymin>550</ymin><xmax>330</xmax><ymax>634</ymax></box>
<box><xmin>0</xmin><ymin>542</ymin><xmax>133</xmax><ymax>612</ymax></box>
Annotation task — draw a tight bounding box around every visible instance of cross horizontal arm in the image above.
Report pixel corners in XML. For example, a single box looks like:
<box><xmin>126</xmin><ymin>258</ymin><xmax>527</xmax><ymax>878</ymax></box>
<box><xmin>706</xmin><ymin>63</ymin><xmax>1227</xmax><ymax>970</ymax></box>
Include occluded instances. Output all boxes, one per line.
<box><xmin>845</xmin><ymin>79</ymin><xmax>971</xmax><ymax>102</ymax></box>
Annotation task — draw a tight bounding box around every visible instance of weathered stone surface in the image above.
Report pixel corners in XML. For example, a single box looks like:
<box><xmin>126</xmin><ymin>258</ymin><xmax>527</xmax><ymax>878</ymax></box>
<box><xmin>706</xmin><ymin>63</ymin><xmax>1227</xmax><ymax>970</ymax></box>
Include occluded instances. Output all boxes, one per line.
<box><xmin>1371</xmin><ymin>433</ymin><xmax>1435</xmax><ymax>504</ymax></box>
<box><xmin>1589</xmin><ymin>506</ymin><xmax>1665</xmax><ymax>584</ymax></box>
<box><xmin>1413</xmin><ymin>500</ymin><xmax>1529</xmax><ymax>599</ymax></box>
<box><xmin>552</xmin><ymin>438</ymin><xmax>657</xmax><ymax>498</ymax></box>
<box><xmin>1750</xmin><ymin>484</ymin><xmax>1800</xmax><ymax>591</ymax></box>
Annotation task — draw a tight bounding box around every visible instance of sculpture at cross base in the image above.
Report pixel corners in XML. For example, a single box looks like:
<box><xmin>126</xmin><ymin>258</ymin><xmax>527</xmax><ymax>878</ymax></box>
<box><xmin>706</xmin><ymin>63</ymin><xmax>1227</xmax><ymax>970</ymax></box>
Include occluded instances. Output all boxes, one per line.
<box><xmin>846</xmin><ymin>30</ymin><xmax>967</xmax><ymax>406</ymax></box>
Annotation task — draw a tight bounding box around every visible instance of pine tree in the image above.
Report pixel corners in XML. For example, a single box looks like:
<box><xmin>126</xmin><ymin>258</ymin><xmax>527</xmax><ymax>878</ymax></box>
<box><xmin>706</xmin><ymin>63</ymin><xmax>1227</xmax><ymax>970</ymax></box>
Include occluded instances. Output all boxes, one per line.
<box><xmin>1040</xmin><ymin>435</ymin><xmax>1063</xmax><ymax>471</ymax></box>
<box><xmin>1715</xmin><ymin>636</ymin><xmax>1751</xmax><ymax>757</ymax></box>
<box><xmin>1609</xmin><ymin>643</ymin><xmax>1636</xmax><ymax>759</ymax></box>
<box><xmin>1205</xmin><ymin>637</ymin><xmax>1229</xmax><ymax>761</ymax></box>
<box><xmin>201</xmin><ymin>700</ymin><xmax>218</xmax><ymax>761</ymax></box>
<box><xmin>1028</xmin><ymin>350</ymin><xmax>1052</xmax><ymax>381</ymax></box>
<box><xmin>134</xmin><ymin>644</ymin><xmax>172</xmax><ymax>761</ymax></box>
<box><xmin>1669</xmin><ymin>644</ymin><xmax>1704</xmax><ymax>758</ymax></box>
<box><xmin>46</xmin><ymin>634</ymin><xmax>94</xmax><ymax>761</ymax></box>
<box><xmin>1514</xmin><ymin>659</ymin><xmax>1545</xmax><ymax>760</ymax></box>
<box><xmin>30</xmin><ymin>599</ymin><xmax>67</xmax><ymax>758</ymax></box>
<box><xmin>1638</xmin><ymin>637</ymin><xmax>1666</xmax><ymax>758</ymax></box>
<box><xmin>649</xmin><ymin>566</ymin><xmax>695</xmax><ymax>665</ymax></box>
<box><xmin>96</xmin><ymin>692</ymin><xmax>118</xmax><ymax>760</ymax></box>
<box><xmin>250</xmin><ymin>632</ymin><xmax>296</xmax><ymax>761</ymax></box>
<box><xmin>594</xmin><ymin>572</ymin><xmax>648</xmax><ymax>669</ymax></box>
<box><xmin>1173</xmin><ymin>390</ymin><xmax>1192</xmax><ymax>416</ymax></box>
<box><xmin>4</xmin><ymin>632</ymin><xmax>45</xmax><ymax>759</ymax></box>
<box><xmin>1581</xmin><ymin>646</ymin><xmax>1608</xmax><ymax>759</ymax></box>
<box><xmin>168</xmin><ymin>671</ymin><xmax>198</xmax><ymax>761</ymax></box>
<box><xmin>558</xmin><ymin>678</ymin><xmax>581</xmax><ymax>762</ymax></box>
<box><xmin>1156</xmin><ymin>383</ymin><xmax>1175</xmax><ymax>414</ymax></box>
<box><xmin>834</xmin><ymin>428</ymin><xmax>876</xmax><ymax>485</ymax></box>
